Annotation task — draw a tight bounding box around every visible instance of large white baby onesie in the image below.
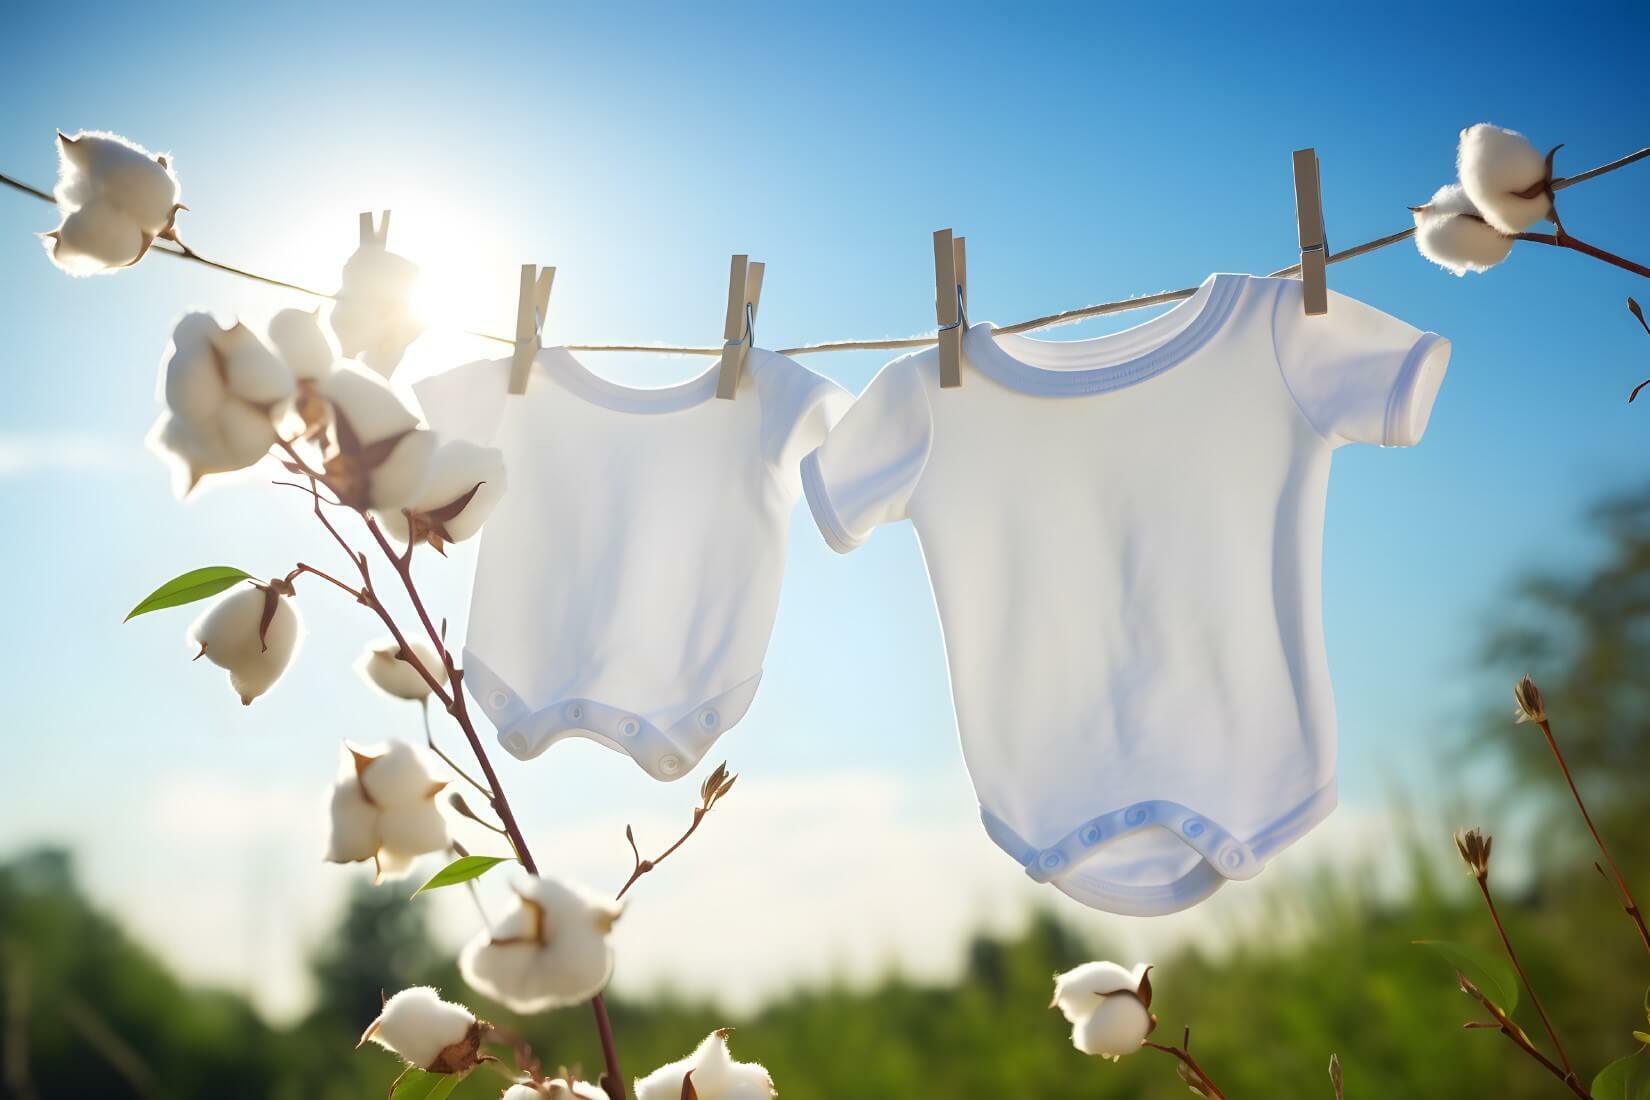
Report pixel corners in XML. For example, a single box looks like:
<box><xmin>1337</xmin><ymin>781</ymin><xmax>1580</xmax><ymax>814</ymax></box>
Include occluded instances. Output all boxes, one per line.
<box><xmin>802</xmin><ymin>274</ymin><xmax>1451</xmax><ymax>915</ymax></box>
<box><xmin>415</xmin><ymin>347</ymin><xmax>849</xmax><ymax>781</ymax></box>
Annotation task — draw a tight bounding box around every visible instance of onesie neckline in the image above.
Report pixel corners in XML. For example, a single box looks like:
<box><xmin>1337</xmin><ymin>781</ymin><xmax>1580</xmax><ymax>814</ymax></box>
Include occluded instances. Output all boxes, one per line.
<box><xmin>964</xmin><ymin>272</ymin><xmax>1243</xmax><ymax>397</ymax></box>
<box><xmin>538</xmin><ymin>345</ymin><xmax>729</xmax><ymax>414</ymax></box>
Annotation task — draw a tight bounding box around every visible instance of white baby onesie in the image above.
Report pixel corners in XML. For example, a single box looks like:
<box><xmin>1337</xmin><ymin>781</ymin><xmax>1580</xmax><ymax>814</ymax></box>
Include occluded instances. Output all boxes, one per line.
<box><xmin>414</xmin><ymin>347</ymin><xmax>850</xmax><ymax>781</ymax></box>
<box><xmin>802</xmin><ymin>274</ymin><xmax>1450</xmax><ymax>915</ymax></box>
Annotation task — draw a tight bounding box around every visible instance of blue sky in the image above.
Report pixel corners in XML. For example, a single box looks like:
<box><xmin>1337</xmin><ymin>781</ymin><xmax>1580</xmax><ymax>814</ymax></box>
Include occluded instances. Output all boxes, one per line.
<box><xmin>2</xmin><ymin>2</ymin><xmax>1647</xmax><ymax>1019</ymax></box>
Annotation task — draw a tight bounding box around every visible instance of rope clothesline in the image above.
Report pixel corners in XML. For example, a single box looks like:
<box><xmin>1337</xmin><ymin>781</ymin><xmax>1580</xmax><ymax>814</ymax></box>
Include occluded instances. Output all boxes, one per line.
<box><xmin>4</xmin><ymin>144</ymin><xmax>1647</xmax><ymax>357</ymax></box>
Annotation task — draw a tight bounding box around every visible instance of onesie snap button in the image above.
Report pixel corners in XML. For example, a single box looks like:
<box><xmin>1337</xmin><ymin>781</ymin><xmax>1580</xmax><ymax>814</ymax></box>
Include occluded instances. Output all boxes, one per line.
<box><xmin>698</xmin><ymin>708</ymin><xmax>719</xmax><ymax>730</ymax></box>
<box><xmin>1125</xmin><ymin>805</ymin><xmax>1151</xmax><ymax>827</ymax></box>
<box><xmin>488</xmin><ymin>691</ymin><xmax>510</xmax><ymax>710</ymax></box>
<box><xmin>564</xmin><ymin>703</ymin><xmax>584</xmax><ymax>723</ymax></box>
<box><xmin>659</xmin><ymin>754</ymin><xmax>682</xmax><ymax>776</ymax></box>
<box><xmin>1040</xmin><ymin>852</ymin><xmax>1065</xmax><ymax>871</ymax></box>
<box><xmin>1182</xmin><ymin>818</ymin><xmax>1207</xmax><ymax>838</ymax></box>
<box><xmin>1220</xmin><ymin>848</ymin><xmax>1245</xmax><ymax>870</ymax></box>
<box><xmin>504</xmin><ymin>731</ymin><xmax>529</xmax><ymax>754</ymax></box>
<box><xmin>1080</xmin><ymin>825</ymin><xmax>1103</xmax><ymax>846</ymax></box>
<box><xmin>618</xmin><ymin>717</ymin><xmax>641</xmax><ymax>737</ymax></box>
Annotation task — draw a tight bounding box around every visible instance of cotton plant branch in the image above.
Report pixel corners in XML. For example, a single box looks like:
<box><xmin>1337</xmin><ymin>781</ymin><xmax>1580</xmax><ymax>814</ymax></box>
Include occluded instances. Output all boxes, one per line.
<box><xmin>1511</xmin><ymin>231</ymin><xmax>1650</xmax><ymax>278</ymax></box>
<box><xmin>616</xmin><ymin>763</ymin><xmax>738</xmax><ymax>901</ymax></box>
<box><xmin>1452</xmin><ymin>828</ymin><xmax>1583</xmax><ymax>1094</ymax></box>
<box><xmin>1457</xmin><ymin>975</ymin><xmax>1591</xmax><ymax>1100</ymax></box>
<box><xmin>1513</xmin><ymin>677</ymin><xmax>1650</xmax><ymax>954</ymax></box>
<box><xmin>272</xmin><ymin>454</ymin><xmax>633</xmax><ymax>1100</ymax></box>
<box><xmin>1142</xmin><ymin>1027</ymin><xmax>1228</xmax><ymax>1100</ymax></box>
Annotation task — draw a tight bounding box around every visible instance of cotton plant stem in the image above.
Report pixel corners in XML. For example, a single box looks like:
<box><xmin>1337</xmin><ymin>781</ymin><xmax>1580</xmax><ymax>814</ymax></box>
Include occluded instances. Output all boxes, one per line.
<box><xmin>1515</xmin><ymin>232</ymin><xmax>1650</xmax><ymax>278</ymax></box>
<box><xmin>419</xmin><ymin>698</ymin><xmax>493</xmax><ymax>800</ymax></box>
<box><xmin>281</xmin><ymin>460</ymin><xmax>630</xmax><ymax>1096</ymax></box>
<box><xmin>1459</xmin><ymin>979</ymin><xmax>1592</xmax><ymax>1100</ymax></box>
<box><xmin>355</xmin><ymin>513</ymin><xmax>632</xmax><ymax>1100</ymax></box>
<box><xmin>1472</xmin><ymin>877</ymin><xmax>1578</xmax><ymax>1086</ymax></box>
<box><xmin>1532</xmin><ymin>716</ymin><xmax>1650</xmax><ymax>954</ymax></box>
<box><xmin>6</xmin><ymin>144</ymin><xmax>1648</xmax><ymax>353</ymax></box>
<box><xmin>616</xmin><ymin>816</ymin><xmax>708</xmax><ymax>901</ymax></box>
<box><xmin>1141</xmin><ymin>1040</ymin><xmax>1227</xmax><ymax>1100</ymax></box>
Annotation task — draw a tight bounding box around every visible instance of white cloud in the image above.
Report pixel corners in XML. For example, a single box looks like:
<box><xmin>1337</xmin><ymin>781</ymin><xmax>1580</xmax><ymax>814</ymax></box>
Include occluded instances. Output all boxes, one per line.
<box><xmin>0</xmin><ymin>432</ymin><xmax>133</xmax><ymax>477</ymax></box>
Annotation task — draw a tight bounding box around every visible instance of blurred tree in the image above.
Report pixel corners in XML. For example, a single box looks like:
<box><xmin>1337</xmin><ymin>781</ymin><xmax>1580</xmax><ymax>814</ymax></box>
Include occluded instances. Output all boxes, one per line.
<box><xmin>305</xmin><ymin>879</ymin><xmax>443</xmax><ymax>1036</ymax></box>
<box><xmin>1480</xmin><ymin>483</ymin><xmax>1650</xmax><ymax>830</ymax></box>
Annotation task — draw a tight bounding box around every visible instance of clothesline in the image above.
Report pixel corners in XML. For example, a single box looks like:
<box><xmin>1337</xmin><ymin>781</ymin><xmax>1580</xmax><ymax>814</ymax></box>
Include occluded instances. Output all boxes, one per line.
<box><xmin>4</xmin><ymin>143</ymin><xmax>1647</xmax><ymax>357</ymax></box>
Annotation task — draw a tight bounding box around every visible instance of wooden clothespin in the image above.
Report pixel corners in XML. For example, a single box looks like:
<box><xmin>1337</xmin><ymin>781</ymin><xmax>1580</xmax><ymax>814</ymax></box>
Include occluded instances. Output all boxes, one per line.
<box><xmin>507</xmin><ymin>263</ymin><xmax>556</xmax><ymax>396</ymax></box>
<box><xmin>358</xmin><ymin>210</ymin><xmax>392</xmax><ymax>248</ymax></box>
<box><xmin>933</xmin><ymin>228</ymin><xmax>968</xmax><ymax>388</ymax></box>
<box><xmin>715</xmin><ymin>254</ymin><xmax>766</xmax><ymax>399</ymax></box>
<box><xmin>1291</xmin><ymin>149</ymin><xmax>1328</xmax><ymax>315</ymax></box>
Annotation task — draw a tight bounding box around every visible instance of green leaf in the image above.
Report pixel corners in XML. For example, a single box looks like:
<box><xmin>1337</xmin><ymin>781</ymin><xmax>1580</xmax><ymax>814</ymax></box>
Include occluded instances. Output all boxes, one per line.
<box><xmin>125</xmin><ymin>566</ymin><xmax>253</xmax><ymax>621</ymax></box>
<box><xmin>1593</xmin><ymin>1047</ymin><xmax>1650</xmax><ymax>1100</ymax></box>
<box><xmin>390</xmin><ymin>1068</ymin><xmax>462</xmax><ymax>1100</ymax></box>
<box><xmin>1414</xmin><ymin>940</ymin><xmax>1520</xmax><ymax>1013</ymax></box>
<box><xmin>411</xmin><ymin>855</ymin><xmax>513</xmax><ymax>898</ymax></box>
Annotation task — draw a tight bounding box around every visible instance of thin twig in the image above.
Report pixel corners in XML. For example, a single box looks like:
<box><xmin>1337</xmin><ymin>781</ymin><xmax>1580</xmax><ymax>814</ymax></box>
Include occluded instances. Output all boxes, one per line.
<box><xmin>286</xmin><ymin>562</ymin><xmax>366</xmax><ymax>601</ymax></box>
<box><xmin>1458</xmin><ymin>977</ymin><xmax>1591</xmax><ymax>1100</ymax></box>
<box><xmin>420</xmin><ymin>698</ymin><xmax>492</xmax><ymax>800</ymax></box>
<box><xmin>615</xmin><ymin>764</ymin><xmax>737</xmax><ymax>901</ymax></box>
<box><xmin>1472</xmin><ymin>877</ymin><xmax>1579</xmax><ymax>1086</ymax></box>
<box><xmin>1533</xmin><ymin>714</ymin><xmax>1650</xmax><ymax>954</ymax></box>
<box><xmin>1142</xmin><ymin>1038</ymin><xmax>1227</xmax><ymax>1100</ymax></box>
<box><xmin>1515</xmin><ymin>232</ymin><xmax>1650</xmax><ymax>279</ymax></box>
<box><xmin>7</xmin><ymin>145</ymin><xmax>1648</xmax><ymax>354</ymax></box>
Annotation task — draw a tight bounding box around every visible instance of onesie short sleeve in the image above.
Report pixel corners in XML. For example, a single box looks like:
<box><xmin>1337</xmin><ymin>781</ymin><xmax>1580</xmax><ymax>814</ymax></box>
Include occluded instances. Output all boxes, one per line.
<box><xmin>1271</xmin><ymin>280</ymin><xmax>1451</xmax><ymax>448</ymax></box>
<box><xmin>753</xmin><ymin>353</ymin><xmax>853</xmax><ymax>494</ymax></box>
<box><xmin>412</xmin><ymin>357</ymin><xmax>510</xmax><ymax>446</ymax></box>
<box><xmin>801</xmin><ymin>354</ymin><xmax>933</xmax><ymax>553</ymax></box>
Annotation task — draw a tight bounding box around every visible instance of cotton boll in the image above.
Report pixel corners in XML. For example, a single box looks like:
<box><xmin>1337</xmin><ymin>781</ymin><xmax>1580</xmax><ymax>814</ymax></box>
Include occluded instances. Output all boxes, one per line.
<box><xmin>358</xmin><ymin>740</ymin><xmax>446</xmax><ymax>807</ymax></box>
<box><xmin>211</xmin><ymin>323</ymin><xmax>294</xmax><ymax>407</ymax></box>
<box><xmin>150</xmin><ymin>401</ymin><xmax>279</xmax><ymax>494</ymax></box>
<box><xmin>1051</xmin><ymin>962</ymin><xmax>1149</xmax><ymax>1024</ymax></box>
<box><xmin>148</xmin><ymin>414</ymin><xmax>242</xmax><ymax>495</ymax></box>
<box><xmin>634</xmin><ymin>1031</ymin><xmax>775</xmax><ymax>1100</ymax></box>
<box><xmin>360</xmin><ymin>987</ymin><xmax>482</xmax><ymax>1073</ymax></box>
<box><xmin>190</xmin><ymin>585</ymin><xmax>268</xmax><ymax>668</ymax></box>
<box><xmin>160</xmin><ymin>314</ymin><xmax>228</xmax><ymax>424</ymax></box>
<box><xmin>318</xmin><ymin>362</ymin><xmax>420</xmax><ymax>442</ymax></box>
<box><xmin>356</xmin><ymin>639</ymin><xmax>447</xmax><ymax>701</ymax></box>
<box><xmin>366</xmin><ymin>431</ymin><xmax>438</xmax><ymax>512</ymax></box>
<box><xmin>55</xmin><ymin>130</ymin><xmax>179</xmax><ymax>231</ymax></box>
<box><xmin>216</xmin><ymin>397</ymin><xmax>281</xmax><ymax>467</ymax></box>
<box><xmin>328</xmin><ymin>742</ymin><xmax>450</xmax><ymax>879</ymax></box>
<box><xmin>190</xmin><ymin>586</ymin><xmax>300</xmax><ymax>705</ymax></box>
<box><xmin>1413</xmin><ymin>184</ymin><xmax>1514</xmax><ymax>276</ymax></box>
<box><xmin>459</xmin><ymin>875</ymin><xmax>621</xmax><ymax>1013</ymax></box>
<box><xmin>505</xmin><ymin>1083</ymin><xmax>609</xmax><ymax>1100</ymax></box>
<box><xmin>44</xmin><ymin>204</ymin><xmax>146</xmax><ymax>274</ymax></box>
<box><xmin>268</xmin><ymin>308</ymin><xmax>336</xmax><ymax>382</ymax></box>
<box><xmin>331</xmin><ymin>244</ymin><xmax>425</xmax><ymax>376</ymax></box>
<box><xmin>1458</xmin><ymin>123</ymin><xmax>1551</xmax><ymax>234</ymax></box>
<box><xmin>378</xmin><ymin>802</ymin><xmax>450</xmax><ymax>865</ymax></box>
<box><xmin>316</xmin><ymin>363</ymin><xmax>436</xmax><ymax>510</ymax></box>
<box><xmin>327</xmin><ymin>778</ymin><xmax>380</xmax><ymax>864</ymax></box>
<box><xmin>375</xmin><ymin>440</ymin><xmax>507</xmax><ymax>548</ymax></box>
<box><xmin>1072</xmin><ymin>994</ymin><xmax>1153</xmax><ymax>1059</ymax></box>
<box><xmin>150</xmin><ymin>313</ymin><xmax>283</xmax><ymax>493</ymax></box>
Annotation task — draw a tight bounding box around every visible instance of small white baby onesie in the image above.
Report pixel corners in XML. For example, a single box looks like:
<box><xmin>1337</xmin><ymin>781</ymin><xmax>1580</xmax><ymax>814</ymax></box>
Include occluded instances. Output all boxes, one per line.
<box><xmin>802</xmin><ymin>274</ymin><xmax>1450</xmax><ymax>915</ymax></box>
<box><xmin>415</xmin><ymin>347</ymin><xmax>849</xmax><ymax>781</ymax></box>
